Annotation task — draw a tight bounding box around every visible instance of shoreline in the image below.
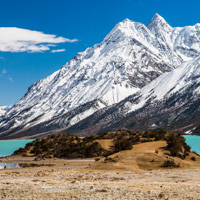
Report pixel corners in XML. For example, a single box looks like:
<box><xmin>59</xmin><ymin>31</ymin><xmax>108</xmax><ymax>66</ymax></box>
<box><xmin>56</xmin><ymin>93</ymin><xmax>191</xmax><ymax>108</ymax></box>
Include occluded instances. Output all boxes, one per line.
<box><xmin>0</xmin><ymin>139</ymin><xmax>34</xmax><ymax>141</ymax></box>
<box><xmin>183</xmin><ymin>134</ymin><xmax>200</xmax><ymax>136</ymax></box>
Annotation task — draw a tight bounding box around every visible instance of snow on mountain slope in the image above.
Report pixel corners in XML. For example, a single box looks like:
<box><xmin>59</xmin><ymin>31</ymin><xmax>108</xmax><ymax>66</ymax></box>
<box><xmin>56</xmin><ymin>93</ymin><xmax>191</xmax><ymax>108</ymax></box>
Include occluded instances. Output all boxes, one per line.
<box><xmin>125</xmin><ymin>55</ymin><xmax>200</xmax><ymax>114</ymax></box>
<box><xmin>0</xmin><ymin>106</ymin><xmax>9</xmax><ymax>116</ymax></box>
<box><xmin>64</xmin><ymin>56</ymin><xmax>200</xmax><ymax>135</ymax></box>
<box><xmin>148</xmin><ymin>13</ymin><xmax>200</xmax><ymax>60</ymax></box>
<box><xmin>1</xmin><ymin>14</ymin><xmax>200</xmax><ymax>138</ymax></box>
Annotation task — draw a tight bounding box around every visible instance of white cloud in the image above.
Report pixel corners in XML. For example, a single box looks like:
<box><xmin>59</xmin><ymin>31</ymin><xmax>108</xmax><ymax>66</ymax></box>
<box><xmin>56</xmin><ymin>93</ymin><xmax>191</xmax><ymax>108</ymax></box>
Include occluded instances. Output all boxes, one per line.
<box><xmin>51</xmin><ymin>49</ymin><xmax>66</xmax><ymax>53</ymax></box>
<box><xmin>8</xmin><ymin>77</ymin><xmax>13</xmax><ymax>82</ymax></box>
<box><xmin>2</xmin><ymin>69</ymin><xmax>7</xmax><ymax>74</ymax></box>
<box><xmin>0</xmin><ymin>27</ymin><xmax>78</xmax><ymax>53</ymax></box>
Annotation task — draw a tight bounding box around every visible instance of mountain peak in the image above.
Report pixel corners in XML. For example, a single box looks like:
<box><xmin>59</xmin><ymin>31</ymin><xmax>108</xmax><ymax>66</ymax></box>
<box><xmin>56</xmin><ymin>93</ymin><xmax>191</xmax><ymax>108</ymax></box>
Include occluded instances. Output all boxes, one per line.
<box><xmin>153</xmin><ymin>13</ymin><xmax>165</xmax><ymax>20</ymax></box>
<box><xmin>103</xmin><ymin>18</ymin><xmax>136</xmax><ymax>42</ymax></box>
<box><xmin>116</xmin><ymin>18</ymin><xmax>134</xmax><ymax>30</ymax></box>
<box><xmin>150</xmin><ymin>13</ymin><xmax>167</xmax><ymax>23</ymax></box>
<box><xmin>147</xmin><ymin>13</ymin><xmax>171</xmax><ymax>29</ymax></box>
<box><xmin>147</xmin><ymin>13</ymin><xmax>172</xmax><ymax>36</ymax></box>
<box><xmin>121</xmin><ymin>18</ymin><xmax>132</xmax><ymax>23</ymax></box>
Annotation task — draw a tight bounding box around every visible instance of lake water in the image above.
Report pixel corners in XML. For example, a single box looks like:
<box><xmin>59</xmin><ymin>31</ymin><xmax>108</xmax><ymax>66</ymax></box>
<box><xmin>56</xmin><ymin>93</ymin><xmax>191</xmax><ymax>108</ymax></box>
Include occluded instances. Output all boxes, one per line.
<box><xmin>0</xmin><ymin>140</ymin><xmax>33</xmax><ymax>157</ymax></box>
<box><xmin>0</xmin><ymin>163</ymin><xmax>20</xmax><ymax>169</ymax></box>
<box><xmin>184</xmin><ymin>135</ymin><xmax>200</xmax><ymax>155</ymax></box>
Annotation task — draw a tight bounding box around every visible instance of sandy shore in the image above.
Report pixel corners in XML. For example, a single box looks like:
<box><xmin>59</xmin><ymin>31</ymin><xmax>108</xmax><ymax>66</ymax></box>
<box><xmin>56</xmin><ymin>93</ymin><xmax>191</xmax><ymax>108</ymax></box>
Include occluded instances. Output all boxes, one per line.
<box><xmin>0</xmin><ymin>165</ymin><xmax>200</xmax><ymax>199</ymax></box>
<box><xmin>0</xmin><ymin>155</ymin><xmax>95</xmax><ymax>168</ymax></box>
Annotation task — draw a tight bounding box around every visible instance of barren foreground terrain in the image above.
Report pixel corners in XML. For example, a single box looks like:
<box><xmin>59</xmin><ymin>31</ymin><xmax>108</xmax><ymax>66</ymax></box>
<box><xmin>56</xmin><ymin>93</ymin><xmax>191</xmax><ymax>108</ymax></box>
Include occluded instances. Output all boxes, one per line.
<box><xmin>0</xmin><ymin>167</ymin><xmax>200</xmax><ymax>199</ymax></box>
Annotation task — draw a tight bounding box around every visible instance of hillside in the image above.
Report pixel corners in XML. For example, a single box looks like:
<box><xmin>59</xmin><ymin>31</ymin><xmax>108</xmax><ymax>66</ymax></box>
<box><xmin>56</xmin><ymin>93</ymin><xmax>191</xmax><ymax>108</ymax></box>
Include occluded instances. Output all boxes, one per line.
<box><xmin>93</xmin><ymin>140</ymin><xmax>200</xmax><ymax>170</ymax></box>
<box><xmin>0</xmin><ymin>106</ymin><xmax>10</xmax><ymax>117</ymax></box>
<box><xmin>13</xmin><ymin>130</ymin><xmax>200</xmax><ymax>170</ymax></box>
<box><xmin>65</xmin><ymin>57</ymin><xmax>200</xmax><ymax>135</ymax></box>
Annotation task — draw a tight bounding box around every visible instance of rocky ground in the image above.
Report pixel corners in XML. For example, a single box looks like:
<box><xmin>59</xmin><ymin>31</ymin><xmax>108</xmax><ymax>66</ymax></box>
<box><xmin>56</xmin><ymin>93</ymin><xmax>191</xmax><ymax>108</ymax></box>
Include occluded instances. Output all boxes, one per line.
<box><xmin>0</xmin><ymin>167</ymin><xmax>200</xmax><ymax>200</ymax></box>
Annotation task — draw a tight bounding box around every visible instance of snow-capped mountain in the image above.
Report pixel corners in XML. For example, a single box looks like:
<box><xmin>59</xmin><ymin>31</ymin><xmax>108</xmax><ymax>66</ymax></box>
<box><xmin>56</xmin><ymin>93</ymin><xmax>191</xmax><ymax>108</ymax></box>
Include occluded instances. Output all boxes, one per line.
<box><xmin>67</xmin><ymin>56</ymin><xmax>200</xmax><ymax>135</ymax></box>
<box><xmin>121</xmin><ymin>55</ymin><xmax>200</xmax><ymax>115</ymax></box>
<box><xmin>1</xmin><ymin>13</ymin><xmax>200</xmax><ymax>139</ymax></box>
<box><xmin>147</xmin><ymin>13</ymin><xmax>200</xmax><ymax>60</ymax></box>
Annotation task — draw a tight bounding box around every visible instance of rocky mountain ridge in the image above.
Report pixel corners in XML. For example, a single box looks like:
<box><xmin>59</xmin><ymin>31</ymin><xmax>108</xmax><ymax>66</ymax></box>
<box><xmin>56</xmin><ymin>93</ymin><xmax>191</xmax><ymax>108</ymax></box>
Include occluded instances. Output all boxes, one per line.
<box><xmin>65</xmin><ymin>56</ymin><xmax>200</xmax><ymax>136</ymax></box>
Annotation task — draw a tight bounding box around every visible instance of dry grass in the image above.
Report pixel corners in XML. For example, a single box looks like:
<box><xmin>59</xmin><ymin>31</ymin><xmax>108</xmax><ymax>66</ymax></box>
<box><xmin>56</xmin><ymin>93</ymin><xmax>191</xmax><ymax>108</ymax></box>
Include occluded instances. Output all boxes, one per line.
<box><xmin>95</xmin><ymin>139</ymin><xmax>114</xmax><ymax>151</ymax></box>
<box><xmin>92</xmin><ymin>141</ymin><xmax>200</xmax><ymax>170</ymax></box>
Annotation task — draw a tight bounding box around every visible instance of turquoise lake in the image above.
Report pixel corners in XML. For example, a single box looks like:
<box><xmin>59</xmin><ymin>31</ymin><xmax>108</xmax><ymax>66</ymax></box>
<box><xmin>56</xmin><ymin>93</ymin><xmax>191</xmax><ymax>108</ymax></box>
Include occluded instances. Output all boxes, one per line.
<box><xmin>0</xmin><ymin>140</ymin><xmax>33</xmax><ymax>157</ymax></box>
<box><xmin>184</xmin><ymin>135</ymin><xmax>200</xmax><ymax>155</ymax></box>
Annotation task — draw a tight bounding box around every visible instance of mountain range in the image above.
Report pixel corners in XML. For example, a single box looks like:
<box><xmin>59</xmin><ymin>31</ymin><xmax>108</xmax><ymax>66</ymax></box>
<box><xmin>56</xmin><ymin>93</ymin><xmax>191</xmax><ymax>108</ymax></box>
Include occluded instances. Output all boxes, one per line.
<box><xmin>0</xmin><ymin>13</ymin><xmax>200</xmax><ymax>139</ymax></box>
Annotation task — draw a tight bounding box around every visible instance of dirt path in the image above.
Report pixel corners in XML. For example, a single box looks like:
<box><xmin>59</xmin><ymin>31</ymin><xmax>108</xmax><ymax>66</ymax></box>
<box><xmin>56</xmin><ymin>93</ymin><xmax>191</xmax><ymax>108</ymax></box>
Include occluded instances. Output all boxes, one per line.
<box><xmin>0</xmin><ymin>165</ymin><xmax>88</xmax><ymax>173</ymax></box>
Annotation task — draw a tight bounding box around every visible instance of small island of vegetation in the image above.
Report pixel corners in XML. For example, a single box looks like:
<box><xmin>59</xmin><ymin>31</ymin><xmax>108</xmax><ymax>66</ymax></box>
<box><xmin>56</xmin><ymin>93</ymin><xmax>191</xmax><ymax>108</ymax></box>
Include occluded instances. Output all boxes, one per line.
<box><xmin>14</xmin><ymin>129</ymin><xmax>193</xmax><ymax>168</ymax></box>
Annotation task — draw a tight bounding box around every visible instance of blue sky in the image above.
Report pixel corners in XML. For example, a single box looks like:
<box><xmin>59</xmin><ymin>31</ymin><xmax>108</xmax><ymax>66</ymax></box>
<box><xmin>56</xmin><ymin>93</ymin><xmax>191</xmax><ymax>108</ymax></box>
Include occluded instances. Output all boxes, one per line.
<box><xmin>1</xmin><ymin>0</ymin><xmax>200</xmax><ymax>106</ymax></box>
